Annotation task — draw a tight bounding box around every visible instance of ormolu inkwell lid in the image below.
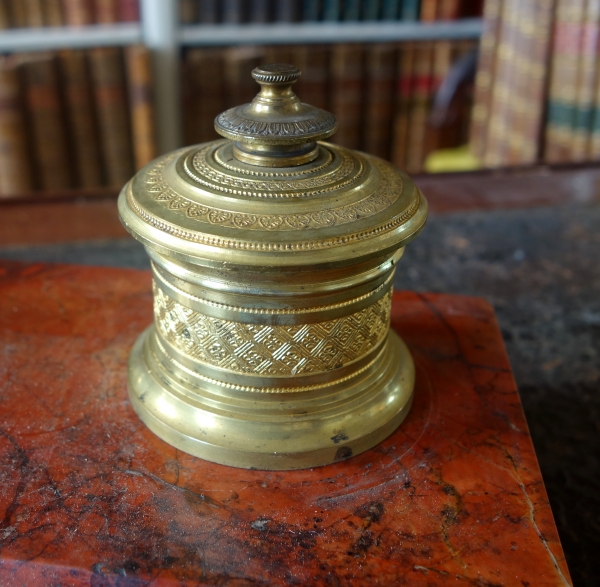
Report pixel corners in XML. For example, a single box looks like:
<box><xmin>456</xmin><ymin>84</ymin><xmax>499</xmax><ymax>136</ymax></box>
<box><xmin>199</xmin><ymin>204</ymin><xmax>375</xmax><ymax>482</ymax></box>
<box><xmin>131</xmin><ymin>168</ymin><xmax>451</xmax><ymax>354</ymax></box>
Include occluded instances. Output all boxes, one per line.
<box><xmin>118</xmin><ymin>64</ymin><xmax>428</xmax><ymax>470</ymax></box>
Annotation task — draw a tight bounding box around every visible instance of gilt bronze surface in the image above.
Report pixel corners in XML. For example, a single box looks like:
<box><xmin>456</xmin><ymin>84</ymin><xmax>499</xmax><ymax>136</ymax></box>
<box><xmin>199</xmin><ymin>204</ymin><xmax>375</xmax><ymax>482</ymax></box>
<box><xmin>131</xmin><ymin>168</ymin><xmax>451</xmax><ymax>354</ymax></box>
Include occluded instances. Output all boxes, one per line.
<box><xmin>118</xmin><ymin>64</ymin><xmax>428</xmax><ymax>469</ymax></box>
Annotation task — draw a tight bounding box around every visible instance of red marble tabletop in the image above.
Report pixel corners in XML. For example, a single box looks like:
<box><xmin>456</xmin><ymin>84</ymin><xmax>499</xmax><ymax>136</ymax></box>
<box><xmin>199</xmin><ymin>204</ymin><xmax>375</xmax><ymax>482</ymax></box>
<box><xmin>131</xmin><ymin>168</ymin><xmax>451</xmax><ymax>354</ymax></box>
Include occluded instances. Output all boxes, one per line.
<box><xmin>0</xmin><ymin>261</ymin><xmax>571</xmax><ymax>587</ymax></box>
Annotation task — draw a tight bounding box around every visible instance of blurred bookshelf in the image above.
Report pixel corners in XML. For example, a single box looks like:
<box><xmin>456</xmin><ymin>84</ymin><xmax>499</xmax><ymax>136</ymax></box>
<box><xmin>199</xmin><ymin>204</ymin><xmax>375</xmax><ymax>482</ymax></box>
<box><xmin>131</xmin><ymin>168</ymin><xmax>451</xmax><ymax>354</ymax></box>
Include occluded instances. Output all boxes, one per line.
<box><xmin>0</xmin><ymin>0</ymin><xmax>484</xmax><ymax>204</ymax></box>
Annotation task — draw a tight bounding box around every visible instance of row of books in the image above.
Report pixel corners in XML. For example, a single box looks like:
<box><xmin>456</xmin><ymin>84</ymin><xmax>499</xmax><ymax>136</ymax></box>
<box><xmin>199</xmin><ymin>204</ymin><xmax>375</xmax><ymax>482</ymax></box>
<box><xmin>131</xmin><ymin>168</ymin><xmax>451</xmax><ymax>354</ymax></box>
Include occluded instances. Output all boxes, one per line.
<box><xmin>0</xmin><ymin>0</ymin><xmax>139</xmax><ymax>28</ymax></box>
<box><xmin>180</xmin><ymin>0</ymin><xmax>482</xmax><ymax>24</ymax></box>
<box><xmin>471</xmin><ymin>0</ymin><xmax>600</xmax><ymax>167</ymax></box>
<box><xmin>183</xmin><ymin>40</ymin><xmax>475</xmax><ymax>173</ymax></box>
<box><xmin>0</xmin><ymin>46</ymin><xmax>155</xmax><ymax>197</ymax></box>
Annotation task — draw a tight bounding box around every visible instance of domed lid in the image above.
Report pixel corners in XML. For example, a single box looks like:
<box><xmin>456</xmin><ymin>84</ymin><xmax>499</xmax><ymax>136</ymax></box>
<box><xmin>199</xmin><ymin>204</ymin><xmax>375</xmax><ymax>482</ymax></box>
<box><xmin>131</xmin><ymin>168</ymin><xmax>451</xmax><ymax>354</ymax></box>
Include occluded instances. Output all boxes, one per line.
<box><xmin>118</xmin><ymin>64</ymin><xmax>427</xmax><ymax>268</ymax></box>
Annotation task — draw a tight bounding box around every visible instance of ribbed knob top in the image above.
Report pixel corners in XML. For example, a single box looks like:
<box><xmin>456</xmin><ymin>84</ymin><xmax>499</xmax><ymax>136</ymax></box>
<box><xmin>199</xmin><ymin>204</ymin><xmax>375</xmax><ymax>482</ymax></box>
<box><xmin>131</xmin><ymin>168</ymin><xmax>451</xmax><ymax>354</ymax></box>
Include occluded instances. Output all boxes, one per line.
<box><xmin>251</xmin><ymin>63</ymin><xmax>301</xmax><ymax>84</ymax></box>
<box><xmin>214</xmin><ymin>63</ymin><xmax>337</xmax><ymax>167</ymax></box>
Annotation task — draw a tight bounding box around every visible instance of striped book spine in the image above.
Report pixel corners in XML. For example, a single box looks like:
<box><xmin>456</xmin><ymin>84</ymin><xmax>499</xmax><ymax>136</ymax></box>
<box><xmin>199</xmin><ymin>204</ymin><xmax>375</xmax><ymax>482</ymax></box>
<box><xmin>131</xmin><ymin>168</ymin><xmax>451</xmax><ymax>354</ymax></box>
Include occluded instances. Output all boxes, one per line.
<box><xmin>544</xmin><ymin>0</ymin><xmax>587</xmax><ymax>163</ymax></box>
<box><xmin>469</xmin><ymin>0</ymin><xmax>503</xmax><ymax>162</ymax></box>
<box><xmin>483</xmin><ymin>0</ymin><xmax>520</xmax><ymax>168</ymax></box>
<box><xmin>572</xmin><ymin>0</ymin><xmax>600</xmax><ymax>161</ymax></box>
<box><xmin>0</xmin><ymin>57</ymin><xmax>33</xmax><ymax>196</ymax></box>
<box><xmin>391</xmin><ymin>43</ymin><xmax>415</xmax><ymax>169</ymax></box>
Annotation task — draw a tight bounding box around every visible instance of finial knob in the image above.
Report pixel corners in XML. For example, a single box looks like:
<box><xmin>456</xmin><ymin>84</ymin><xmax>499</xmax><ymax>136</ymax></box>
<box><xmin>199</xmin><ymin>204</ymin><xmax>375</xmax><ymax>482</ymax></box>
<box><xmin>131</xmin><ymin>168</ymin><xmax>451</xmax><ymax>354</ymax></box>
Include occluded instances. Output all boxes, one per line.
<box><xmin>251</xmin><ymin>63</ymin><xmax>301</xmax><ymax>84</ymax></box>
<box><xmin>215</xmin><ymin>63</ymin><xmax>337</xmax><ymax>167</ymax></box>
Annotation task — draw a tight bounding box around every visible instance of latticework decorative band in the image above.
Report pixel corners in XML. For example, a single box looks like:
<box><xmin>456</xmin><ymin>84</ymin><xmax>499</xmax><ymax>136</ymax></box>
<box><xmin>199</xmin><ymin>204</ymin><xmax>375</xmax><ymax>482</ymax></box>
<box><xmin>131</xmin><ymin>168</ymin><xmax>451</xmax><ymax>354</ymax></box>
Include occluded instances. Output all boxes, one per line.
<box><xmin>154</xmin><ymin>283</ymin><xmax>392</xmax><ymax>377</ymax></box>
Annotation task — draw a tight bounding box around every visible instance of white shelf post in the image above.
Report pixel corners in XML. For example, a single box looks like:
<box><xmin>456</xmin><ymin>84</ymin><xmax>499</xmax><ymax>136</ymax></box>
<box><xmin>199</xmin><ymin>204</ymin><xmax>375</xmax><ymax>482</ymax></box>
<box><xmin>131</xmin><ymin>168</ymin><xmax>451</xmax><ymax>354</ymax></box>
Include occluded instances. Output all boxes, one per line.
<box><xmin>140</xmin><ymin>0</ymin><xmax>182</xmax><ymax>154</ymax></box>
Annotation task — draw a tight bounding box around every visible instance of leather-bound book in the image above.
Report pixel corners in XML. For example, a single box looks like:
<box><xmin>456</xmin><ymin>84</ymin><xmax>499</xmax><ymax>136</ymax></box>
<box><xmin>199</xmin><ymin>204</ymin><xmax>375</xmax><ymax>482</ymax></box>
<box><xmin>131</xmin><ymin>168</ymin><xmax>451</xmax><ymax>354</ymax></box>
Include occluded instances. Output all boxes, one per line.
<box><xmin>224</xmin><ymin>46</ymin><xmax>265</xmax><ymax>109</ymax></box>
<box><xmin>363</xmin><ymin>43</ymin><xmax>396</xmax><ymax>160</ymax></box>
<box><xmin>249</xmin><ymin>0</ymin><xmax>272</xmax><ymax>23</ymax></box>
<box><xmin>438</xmin><ymin>0</ymin><xmax>462</xmax><ymax>19</ymax></box>
<box><xmin>294</xmin><ymin>44</ymin><xmax>329</xmax><ymax>112</ymax></box>
<box><xmin>405</xmin><ymin>41</ymin><xmax>434</xmax><ymax>173</ymax></box>
<box><xmin>274</xmin><ymin>0</ymin><xmax>301</xmax><ymax>22</ymax></box>
<box><xmin>483</xmin><ymin>0</ymin><xmax>518</xmax><ymax>168</ymax></box>
<box><xmin>179</xmin><ymin>0</ymin><xmax>198</xmax><ymax>24</ymax></box>
<box><xmin>183</xmin><ymin>48</ymin><xmax>224</xmax><ymax>145</ymax></box>
<box><xmin>545</xmin><ymin>0</ymin><xmax>587</xmax><ymax>163</ymax></box>
<box><xmin>22</xmin><ymin>0</ymin><xmax>45</xmax><ymax>26</ymax></box>
<box><xmin>58</xmin><ymin>50</ymin><xmax>103</xmax><ymax>188</ymax></box>
<box><xmin>198</xmin><ymin>0</ymin><xmax>219</xmax><ymax>23</ymax></box>
<box><xmin>7</xmin><ymin>0</ymin><xmax>27</xmax><ymax>27</ymax></box>
<box><xmin>401</xmin><ymin>0</ymin><xmax>420</xmax><ymax>21</ymax></box>
<box><xmin>89</xmin><ymin>47</ymin><xmax>134</xmax><ymax>187</ymax></box>
<box><xmin>572</xmin><ymin>0</ymin><xmax>600</xmax><ymax>161</ymax></box>
<box><xmin>21</xmin><ymin>53</ymin><xmax>72</xmax><ymax>190</ymax></box>
<box><xmin>264</xmin><ymin>45</ymin><xmax>295</xmax><ymax>68</ymax></box>
<box><xmin>420</xmin><ymin>0</ymin><xmax>438</xmax><ymax>21</ymax></box>
<box><xmin>425</xmin><ymin>38</ymin><xmax>454</xmax><ymax>156</ymax></box>
<box><xmin>517</xmin><ymin>0</ymin><xmax>554</xmax><ymax>165</ymax></box>
<box><xmin>118</xmin><ymin>0</ymin><xmax>139</xmax><ymax>21</ymax></box>
<box><xmin>469</xmin><ymin>0</ymin><xmax>502</xmax><ymax>162</ymax></box>
<box><xmin>125</xmin><ymin>45</ymin><xmax>157</xmax><ymax>170</ymax></box>
<box><xmin>222</xmin><ymin>0</ymin><xmax>245</xmax><ymax>23</ymax></box>
<box><xmin>330</xmin><ymin>43</ymin><xmax>364</xmax><ymax>149</ymax></box>
<box><xmin>62</xmin><ymin>0</ymin><xmax>94</xmax><ymax>25</ymax></box>
<box><xmin>0</xmin><ymin>1</ymin><xmax>8</xmax><ymax>28</ymax></box>
<box><xmin>94</xmin><ymin>0</ymin><xmax>119</xmax><ymax>23</ymax></box>
<box><xmin>391</xmin><ymin>42</ymin><xmax>415</xmax><ymax>169</ymax></box>
<box><xmin>44</xmin><ymin>0</ymin><xmax>64</xmax><ymax>25</ymax></box>
<box><xmin>0</xmin><ymin>57</ymin><xmax>33</xmax><ymax>196</ymax></box>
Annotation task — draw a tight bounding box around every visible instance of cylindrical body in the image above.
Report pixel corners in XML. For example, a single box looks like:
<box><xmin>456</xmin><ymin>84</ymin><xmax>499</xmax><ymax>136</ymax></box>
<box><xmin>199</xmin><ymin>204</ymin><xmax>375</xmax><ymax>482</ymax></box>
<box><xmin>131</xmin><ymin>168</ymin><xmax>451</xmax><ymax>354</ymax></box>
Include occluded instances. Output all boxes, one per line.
<box><xmin>119</xmin><ymin>65</ymin><xmax>427</xmax><ymax>469</ymax></box>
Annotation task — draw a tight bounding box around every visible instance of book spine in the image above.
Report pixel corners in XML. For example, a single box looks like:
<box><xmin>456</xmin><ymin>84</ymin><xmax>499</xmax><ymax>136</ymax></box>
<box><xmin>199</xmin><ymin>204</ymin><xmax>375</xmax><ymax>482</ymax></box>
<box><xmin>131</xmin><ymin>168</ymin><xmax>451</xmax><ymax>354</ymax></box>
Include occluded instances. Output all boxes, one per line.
<box><xmin>293</xmin><ymin>44</ymin><xmax>329</xmax><ymax>111</ymax></box>
<box><xmin>249</xmin><ymin>0</ymin><xmax>271</xmax><ymax>23</ymax></box>
<box><xmin>405</xmin><ymin>41</ymin><xmax>434</xmax><ymax>173</ymax></box>
<box><xmin>515</xmin><ymin>0</ymin><xmax>554</xmax><ymax>165</ymax></box>
<box><xmin>21</xmin><ymin>53</ymin><xmax>72</xmax><ymax>190</ymax></box>
<box><xmin>8</xmin><ymin>0</ymin><xmax>28</xmax><ymax>27</ymax></box>
<box><xmin>425</xmin><ymin>39</ymin><xmax>453</xmax><ymax>155</ymax></box>
<box><xmin>363</xmin><ymin>43</ymin><xmax>396</xmax><ymax>160</ymax></box>
<box><xmin>469</xmin><ymin>0</ymin><xmax>502</xmax><ymax>161</ymax></box>
<box><xmin>330</xmin><ymin>43</ymin><xmax>364</xmax><ymax>149</ymax></box>
<box><xmin>401</xmin><ymin>0</ymin><xmax>420</xmax><ymax>21</ymax></box>
<box><xmin>274</xmin><ymin>0</ymin><xmax>301</xmax><ymax>22</ymax></box>
<box><xmin>23</xmin><ymin>0</ymin><xmax>45</xmax><ymax>26</ymax></box>
<box><xmin>198</xmin><ymin>0</ymin><xmax>220</xmax><ymax>24</ymax></box>
<box><xmin>303</xmin><ymin>0</ymin><xmax>322</xmax><ymax>21</ymax></box>
<box><xmin>363</xmin><ymin>0</ymin><xmax>382</xmax><ymax>21</ymax></box>
<box><xmin>94</xmin><ymin>0</ymin><xmax>119</xmax><ymax>23</ymax></box>
<box><xmin>44</xmin><ymin>0</ymin><xmax>64</xmax><ymax>25</ymax></box>
<box><xmin>391</xmin><ymin>43</ymin><xmax>415</xmax><ymax>169</ymax></box>
<box><xmin>222</xmin><ymin>0</ymin><xmax>245</xmax><ymax>23</ymax></box>
<box><xmin>544</xmin><ymin>0</ymin><xmax>587</xmax><ymax>163</ymax></box>
<box><xmin>118</xmin><ymin>0</ymin><xmax>139</xmax><ymax>22</ymax></box>
<box><xmin>0</xmin><ymin>57</ymin><xmax>33</xmax><ymax>196</ymax></box>
<box><xmin>322</xmin><ymin>0</ymin><xmax>341</xmax><ymax>21</ymax></box>
<box><xmin>264</xmin><ymin>45</ymin><xmax>296</xmax><ymax>67</ymax></box>
<box><xmin>125</xmin><ymin>45</ymin><xmax>157</xmax><ymax>170</ymax></box>
<box><xmin>58</xmin><ymin>50</ymin><xmax>103</xmax><ymax>188</ymax></box>
<box><xmin>420</xmin><ymin>0</ymin><xmax>438</xmax><ymax>21</ymax></box>
<box><xmin>572</xmin><ymin>0</ymin><xmax>600</xmax><ymax>161</ymax></box>
<box><xmin>503</xmin><ymin>0</ymin><xmax>534</xmax><ymax>165</ymax></box>
<box><xmin>484</xmin><ymin>0</ymin><xmax>522</xmax><ymax>168</ymax></box>
<box><xmin>224</xmin><ymin>46</ymin><xmax>265</xmax><ymax>109</ymax></box>
<box><xmin>179</xmin><ymin>0</ymin><xmax>198</xmax><ymax>24</ymax></box>
<box><xmin>343</xmin><ymin>0</ymin><xmax>361</xmax><ymax>21</ymax></box>
<box><xmin>62</xmin><ymin>0</ymin><xmax>95</xmax><ymax>26</ymax></box>
<box><xmin>438</xmin><ymin>0</ymin><xmax>461</xmax><ymax>20</ymax></box>
<box><xmin>382</xmin><ymin>0</ymin><xmax>401</xmax><ymax>20</ymax></box>
<box><xmin>89</xmin><ymin>47</ymin><xmax>134</xmax><ymax>187</ymax></box>
<box><xmin>0</xmin><ymin>1</ymin><xmax>9</xmax><ymax>28</ymax></box>
<box><xmin>183</xmin><ymin>48</ymin><xmax>225</xmax><ymax>145</ymax></box>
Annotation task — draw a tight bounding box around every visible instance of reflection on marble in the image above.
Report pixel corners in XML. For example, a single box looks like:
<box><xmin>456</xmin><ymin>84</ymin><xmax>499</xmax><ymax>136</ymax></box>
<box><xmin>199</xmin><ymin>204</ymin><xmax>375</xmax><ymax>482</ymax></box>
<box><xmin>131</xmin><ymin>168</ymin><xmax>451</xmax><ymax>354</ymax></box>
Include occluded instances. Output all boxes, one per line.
<box><xmin>0</xmin><ymin>261</ymin><xmax>571</xmax><ymax>586</ymax></box>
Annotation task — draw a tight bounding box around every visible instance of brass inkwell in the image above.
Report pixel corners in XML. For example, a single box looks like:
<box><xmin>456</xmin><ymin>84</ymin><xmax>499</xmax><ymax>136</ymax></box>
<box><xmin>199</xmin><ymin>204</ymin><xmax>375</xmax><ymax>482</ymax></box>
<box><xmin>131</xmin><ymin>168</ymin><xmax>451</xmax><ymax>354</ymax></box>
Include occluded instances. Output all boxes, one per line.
<box><xmin>118</xmin><ymin>64</ymin><xmax>427</xmax><ymax>470</ymax></box>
